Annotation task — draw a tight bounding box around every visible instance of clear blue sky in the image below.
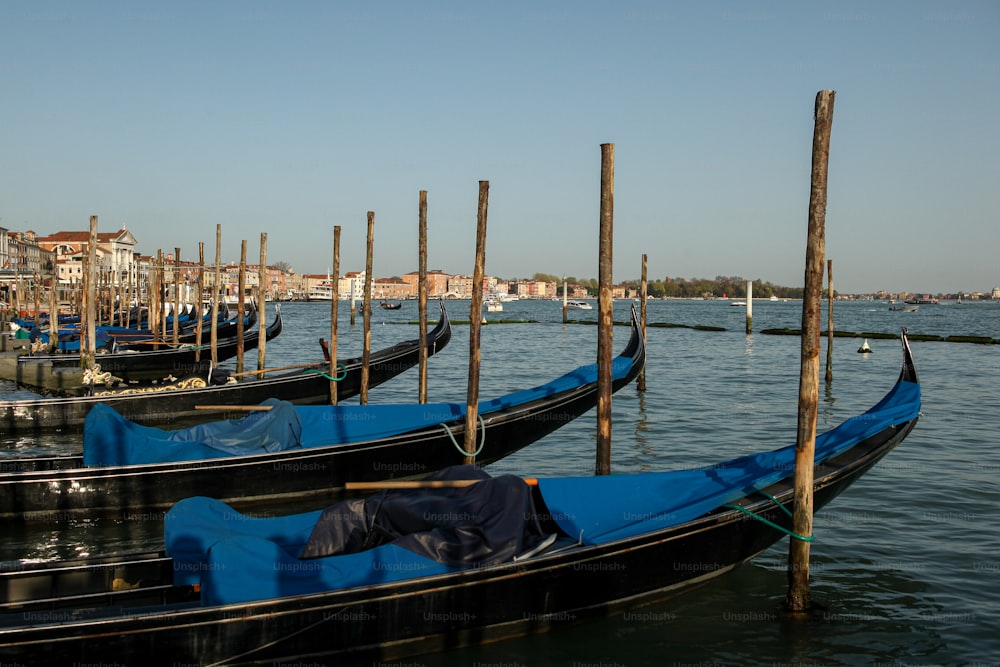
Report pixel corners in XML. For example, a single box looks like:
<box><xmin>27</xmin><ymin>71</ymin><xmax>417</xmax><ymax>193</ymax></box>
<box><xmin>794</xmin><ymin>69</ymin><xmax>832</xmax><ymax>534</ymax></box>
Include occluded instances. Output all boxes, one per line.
<box><xmin>2</xmin><ymin>1</ymin><xmax>997</xmax><ymax>294</ymax></box>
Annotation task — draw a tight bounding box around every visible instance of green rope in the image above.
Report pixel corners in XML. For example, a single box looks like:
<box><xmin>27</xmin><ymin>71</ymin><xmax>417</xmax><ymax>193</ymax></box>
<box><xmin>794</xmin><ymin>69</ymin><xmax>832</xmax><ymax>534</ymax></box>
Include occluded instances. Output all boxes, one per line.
<box><xmin>723</xmin><ymin>500</ymin><xmax>814</xmax><ymax>543</ymax></box>
<box><xmin>441</xmin><ymin>415</ymin><xmax>486</xmax><ymax>458</ymax></box>
<box><xmin>303</xmin><ymin>363</ymin><xmax>347</xmax><ymax>382</ymax></box>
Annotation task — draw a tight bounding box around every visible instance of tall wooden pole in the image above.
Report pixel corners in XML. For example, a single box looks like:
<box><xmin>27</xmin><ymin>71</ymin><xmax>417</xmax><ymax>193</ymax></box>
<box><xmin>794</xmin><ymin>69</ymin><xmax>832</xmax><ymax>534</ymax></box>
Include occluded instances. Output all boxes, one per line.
<box><xmin>638</xmin><ymin>254</ymin><xmax>647</xmax><ymax>392</ymax></box>
<box><xmin>155</xmin><ymin>251</ymin><xmax>164</xmax><ymax>348</ymax></box>
<box><xmin>786</xmin><ymin>89</ymin><xmax>835</xmax><ymax>613</ymax></box>
<box><xmin>236</xmin><ymin>240</ymin><xmax>247</xmax><ymax>374</ymax></box>
<box><xmin>172</xmin><ymin>248</ymin><xmax>181</xmax><ymax>345</ymax></box>
<box><xmin>82</xmin><ymin>216</ymin><xmax>98</xmax><ymax>370</ymax></box>
<box><xmin>256</xmin><ymin>233</ymin><xmax>268</xmax><ymax>372</ymax></box>
<box><xmin>825</xmin><ymin>258</ymin><xmax>834</xmax><ymax>383</ymax></box>
<box><xmin>195</xmin><ymin>242</ymin><xmax>204</xmax><ymax>362</ymax></box>
<box><xmin>418</xmin><ymin>190</ymin><xmax>429</xmax><ymax>404</ymax></box>
<box><xmin>464</xmin><ymin>181</ymin><xmax>489</xmax><ymax>463</ymax></box>
<box><xmin>746</xmin><ymin>280</ymin><xmax>753</xmax><ymax>334</ymax></box>
<box><xmin>596</xmin><ymin>144</ymin><xmax>615</xmax><ymax>476</ymax></box>
<box><xmin>360</xmin><ymin>213</ymin><xmax>374</xmax><ymax>404</ymax></box>
<box><xmin>562</xmin><ymin>278</ymin><xmax>568</xmax><ymax>323</ymax></box>
<box><xmin>32</xmin><ymin>273</ymin><xmax>41</xmax><ymax>330</ymax></box>
<box><xmin>329</xmin><ymin>226</ymin><xmax>341</xmax><ymax>405</ymax></box>
<box><xmin>211</xmin><ymin>225</ymin><xmax>221</xmax><ymax>365</ymax></box>
<box><xmin>47</xmin><ymin>271</ymin><xmax>58</xmax><ymax>353</ymax></box>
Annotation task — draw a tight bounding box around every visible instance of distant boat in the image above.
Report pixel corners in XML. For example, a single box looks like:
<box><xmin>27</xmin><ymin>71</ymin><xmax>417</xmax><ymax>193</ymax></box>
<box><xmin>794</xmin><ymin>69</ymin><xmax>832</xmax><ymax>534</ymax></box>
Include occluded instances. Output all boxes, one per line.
<box><xmin>380</xmin><ymin>301</ymin><xmax>402</xmax><ymax>310</ymax></box>
<box><xmin>770</xmin><ymin>295</ymin><xmax>779</xmax><ymax>301</ymax></box>
<box><xmin>730</xmin><ymin>301</ymin><xmax>747</xmax><ymax>307</ymax></box>
<box><xmin>484</xmin><ymin>298</ymin><xmax>503</xmax><ymax>312</ymax></box>
<box><xmin>307</xmin><ymin>283</ymin><xmax>335</xmax><ymax>301</ymax></box>
<box><xmin>566</xmin><ymin>300</ymin><xmax>592</xmax><ymax>310</ymax></box>
<box><xmin>889</xmin><ymin>305</ymin><xmax>919</xmax><ymax>312</ymax></box>
<box><xmin>904</xmin><ymin>298</ymin><xmax>938</xmax><ymax>305</ymax></box>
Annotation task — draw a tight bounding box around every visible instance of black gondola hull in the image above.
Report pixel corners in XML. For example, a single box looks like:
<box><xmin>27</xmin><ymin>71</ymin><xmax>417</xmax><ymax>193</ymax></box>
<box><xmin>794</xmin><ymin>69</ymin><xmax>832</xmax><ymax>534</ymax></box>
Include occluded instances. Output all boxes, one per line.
<box><xmin>0</xmin><ymin>306</ymin><xmax>641</xmax><ymax>520</ymax></box>
<box><xmin>0</xmin><ymin>306</ymin><xmax>449</xmax><ymax>434</ymax></box>
<box><xmin>0</xmin><ymin>413</ymin><xmax>917</xmax><ymax>665</ymax></box>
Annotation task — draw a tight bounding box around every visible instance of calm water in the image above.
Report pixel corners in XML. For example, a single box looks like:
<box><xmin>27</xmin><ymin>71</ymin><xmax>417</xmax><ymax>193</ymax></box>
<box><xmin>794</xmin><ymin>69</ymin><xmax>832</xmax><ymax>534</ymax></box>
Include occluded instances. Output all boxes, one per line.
<box><xmin>2</xmin><ymin>299</ymin><xmax>999</xmax><ymax>665</ymax></box>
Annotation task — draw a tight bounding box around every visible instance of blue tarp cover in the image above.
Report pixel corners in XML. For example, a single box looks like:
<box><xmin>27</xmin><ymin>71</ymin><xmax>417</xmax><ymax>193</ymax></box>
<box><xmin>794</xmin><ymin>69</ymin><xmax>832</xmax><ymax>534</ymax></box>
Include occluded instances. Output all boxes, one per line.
<box><xmin>536</xmin><ymin>379</ymin><xmax>920</xmax><ymax>545</ymax></box>
<box><xmin>164</xmin><ymin>378</ymin><xmax>919</xmax><ymax>606</ymax></box>
<box><xmin>83</xmin><ymin>353</ymin><xmax>635</xmax><ymax>467</ymax></box>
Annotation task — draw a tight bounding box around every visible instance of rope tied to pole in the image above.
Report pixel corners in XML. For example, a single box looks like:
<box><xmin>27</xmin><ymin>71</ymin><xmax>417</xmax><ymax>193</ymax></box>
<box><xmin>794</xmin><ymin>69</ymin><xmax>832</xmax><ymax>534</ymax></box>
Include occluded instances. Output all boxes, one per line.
<box><xmin>303</xmin><ymin>363</ymin><xmax>347</xmax><ymax>382</ymax></box>
<box><xmin>442</xmin><ymin>414</ymin><xmax>486</xmax><ymax>459</ymax></box>
<box><xmin>723</xmin><ymin>492</ymin><xmax>815</xmax><ymax>543</ymax></box>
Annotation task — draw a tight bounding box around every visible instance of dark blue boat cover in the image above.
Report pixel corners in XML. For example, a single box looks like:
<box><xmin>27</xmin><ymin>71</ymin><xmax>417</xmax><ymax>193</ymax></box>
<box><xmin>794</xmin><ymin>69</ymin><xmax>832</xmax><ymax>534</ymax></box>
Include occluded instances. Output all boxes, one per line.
<box><xmin>167</xmin><ymin>466</ymin><xmax>545</xmax><ymax>604</ymax></box>
<box><xmin>83</xmin><ymin>352</ymin><xmax>635</xmax><ymax>467</ymax></box>
<box><xmin>83</xmin><ymin>398</ymin><xmax>304</xmax><ymax>466</ymax></box>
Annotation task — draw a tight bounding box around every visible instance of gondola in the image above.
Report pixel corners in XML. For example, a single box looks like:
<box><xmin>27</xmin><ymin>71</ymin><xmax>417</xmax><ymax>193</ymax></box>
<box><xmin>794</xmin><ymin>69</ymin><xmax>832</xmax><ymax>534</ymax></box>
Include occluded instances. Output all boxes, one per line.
<box><xmin>0</xmin><ymin>303</ymin><xmax>451</xmax><ymax>436</ymax></box>
<box><xmin>0</xmin><ymin>332</ymin><xmax>920</xmax><ymax>665</ymax></box>
<box><xmin>379</xmin><ymin>301</ymin><xmax>402</xmax><ymax>310</ymax></box>
<box><xmin>18</xmin><ymin>302</ymin><xmax>235</xmax><ymax>351</ymax></box>
<box><xmin>12</xmin><ymin>305</ymin><xmax>270</xmax><ymax>390</ymax></box>
<box><xmin>0</xmin><ymin>304</ymin><xmax>642</xmax><ymax>521</ymax></box>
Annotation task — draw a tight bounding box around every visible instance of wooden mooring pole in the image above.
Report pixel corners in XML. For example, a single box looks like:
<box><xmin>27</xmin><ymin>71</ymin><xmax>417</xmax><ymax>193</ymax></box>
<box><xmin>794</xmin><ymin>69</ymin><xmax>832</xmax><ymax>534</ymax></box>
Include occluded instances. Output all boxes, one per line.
<box><xmin>47</xmin><ymin>271</ymin><xmax>58</xmax><ymax>354</ymax></box>
<box><xmin>236</xmin><ymin>241</ymin><xmax>247</xmax><ymax>374</ymax></box>
<box><xmin>172</xmin><ymin>248</ymin><xmax>181</xmax><ymax>346</ymax></box>
<box><xmin>825</xmin><ymin>258</ymin><xmax>834</xmax><ymax>383</ymax></box>
<box><xmin>329</xmin><ymin>226</ymin><xmax>341</xmax><ymax>405</ymax></box>
<box><xmin>257</xmin><ymin>233</ymin><xmax>268</xmax><ymax>372</ymax></box>
<box><xmin>785</xmin><ymin>89</ymin><xmax>835</xmax><ymax>613</ymax></box>
<box><xmin>746</xmin><ymin>280</ymin><xmax>753</xmax><ymax>334</ymax></box>
<box><xmin>82</xmin><ymin>216</ymin><xmax>98</xmax><ymax>371</ymax></box>
<box><xmin>360</xmin><ymin>213</ymin><xmax>374</xmax><ymax>404</ymax></box>
<box><xmin>418</xmin><ymin>190</ymin><xmax>429</xmax><ymax>404</ymax></box>
<box><xmin>211</xmin><ymin>225</ymin><xmax>221</xmax><ymax>365</ymax></box>
<box><xmin>638</xmin><ymin>254</ymin><xmax>647</xmax><ymax>392</ymax></box>
<box><xmin>464</xmin><ymin>181</ymin><xmax>489</xmax><ymax>464</ymax></box>
<box><xmin>596</xmin><ymin>143</ymin><xmax>614</xmax><ymax>476</ymax></box>
<box><xmin>195</xmin><ymin>243</ymin><xmax>204</xmax><ymax>362</ymax></box>
<box><xmin>562</xmin><ymin>278</ymin><xmax>568</xmax><ymax>324</ymax></box>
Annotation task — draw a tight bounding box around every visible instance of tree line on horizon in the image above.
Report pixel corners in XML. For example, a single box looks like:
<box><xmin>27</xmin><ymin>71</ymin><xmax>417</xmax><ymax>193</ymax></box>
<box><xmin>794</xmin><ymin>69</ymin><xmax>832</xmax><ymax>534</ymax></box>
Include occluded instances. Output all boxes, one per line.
<box><xmin>529</xmin><ymin>273</ymin><xmax>805</xmax><ymax>300</ymax></box>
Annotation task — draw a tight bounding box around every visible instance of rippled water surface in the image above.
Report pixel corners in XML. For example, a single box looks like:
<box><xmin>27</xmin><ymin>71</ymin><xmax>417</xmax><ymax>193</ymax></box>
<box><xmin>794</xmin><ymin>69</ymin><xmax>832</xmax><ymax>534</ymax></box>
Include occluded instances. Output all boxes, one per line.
<box><xmin>2</xmin><ymin>299</ymin><xmax>999</xmax><ymax>665</ymax></box>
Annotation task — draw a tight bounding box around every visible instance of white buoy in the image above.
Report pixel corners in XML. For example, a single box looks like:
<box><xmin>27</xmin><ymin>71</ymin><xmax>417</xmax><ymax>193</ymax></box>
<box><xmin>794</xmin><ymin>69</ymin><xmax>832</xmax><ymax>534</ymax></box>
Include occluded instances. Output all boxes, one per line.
<box><xmin>857</xmin><ymin>338</ymin><xmax>872</xmax><ymax>353</ymax></box>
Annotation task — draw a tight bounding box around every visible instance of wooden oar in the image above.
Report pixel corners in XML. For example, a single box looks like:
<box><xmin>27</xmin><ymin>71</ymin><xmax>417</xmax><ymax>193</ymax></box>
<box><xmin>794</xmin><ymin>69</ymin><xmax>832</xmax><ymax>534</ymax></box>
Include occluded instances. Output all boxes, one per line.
<box><xmin>226</xmin><ymin>361</ymin><xmax>323</xmax><ymax>378</ymax></box>
<box><xmin>345</xmin><ymin>478</ymin><xmax>538</xmax><ymax>490</ymax></box>
<box><xmin>194</xmin><ymin>404</ymin><xmax>274</xmax><ymax>411</ymax></box>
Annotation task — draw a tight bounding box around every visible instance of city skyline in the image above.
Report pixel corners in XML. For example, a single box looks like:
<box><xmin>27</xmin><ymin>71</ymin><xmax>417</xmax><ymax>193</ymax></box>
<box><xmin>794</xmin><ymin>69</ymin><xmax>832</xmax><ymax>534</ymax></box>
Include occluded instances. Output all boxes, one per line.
<box><xmin>2</xmin><ymin>2</ymin><xmax>996</xmax><ymax>295</ymax></box>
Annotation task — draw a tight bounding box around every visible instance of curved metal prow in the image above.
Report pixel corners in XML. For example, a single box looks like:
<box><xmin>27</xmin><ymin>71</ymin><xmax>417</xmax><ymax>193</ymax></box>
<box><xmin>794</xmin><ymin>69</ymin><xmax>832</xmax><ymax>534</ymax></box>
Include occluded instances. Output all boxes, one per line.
<box><xmin>899</xmin><ymin>328</ymin><xmax>918</xmax><ymax>384</ymax></box>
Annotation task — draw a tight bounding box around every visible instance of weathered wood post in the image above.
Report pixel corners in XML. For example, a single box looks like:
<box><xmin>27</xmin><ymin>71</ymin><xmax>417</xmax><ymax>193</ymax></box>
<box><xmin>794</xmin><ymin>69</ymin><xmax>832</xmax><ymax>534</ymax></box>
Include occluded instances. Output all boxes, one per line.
<box><xmin>82</xmin><ymin>216</ymin><xmax>98</xmax><ymax>371</ymax></box>
<box><xmin>153</xmin><ymin>248</ymin><xmax>166</xmax><ymax>350</ymax></box>
<box><xmin>157</xmin><ymin>253</ymin><xmax>167</xmax><ymax>342</ymax></box>
<box><xmin>47</xmin><ymin>271</ymin><xmax>58</xmax><ymax>353</ymax></box>
<box><xmin>256</xmin><ymin>233</ymin><xmax>268</xmax><ymax>372</ymax></box>
<box><xmin>211</xmin><ymin>225</ymin><xmax>221</xmax><ymax>365</ymax></box>
<box><xmin>825</xmin><ymin>258</ymin><xmax>834</xmax><ymax>383</ymax></box>
<box><xmin>172</xmin><ymin>248</ymin><xmax>181</xmax><ymax>345</ymax></box>
<box><xmin>195</xmin><ymin>243</ymin><xmax>204</xmax><ymax>362</ymax></box>
<box><xmin>329</xmin><ymin>226</ymin><xmax>341</xmax><ymax>405</ymax></box>
<box><xmin>746</xmin><ymin>280</ymin><xmax>753</xmax><ymax>334</ymax></box>
<box><xmin>464</xmin><ymin>181</ymin><xmax>489</xmax><ymax>464</ymax></box>
<box><xmin>418</xmin><ymin>190</ymin><xmax>429</xmax><ymax>404</ymax></box>
<box><xmin>596</xmin><ymin>143</ymin><xmax>615</xmax><ymax>476</ymax></box>
<box><xmin>32</xmin><ymin>273</ymin><xmax>41</xmax><ymax>332</ymax></box>
<box><xmin>786</xmin><ymin>89</ymin><xmax>835</xmax><ymax>613</ymax></box>
<box><xmin>562</xmin><ymin>278</ymin><xmax>568</xmax><ymax>324</ymax></box>
<box><xmin>360</xmin><ymin>213</ymin><xmax>374</xmax><ymax>404</ymax></box>
<box><xmin>638</xmin><ymin>254</ymin><xmax>647</xmax><ymax>392</ymax></box>
<box><xmin>236</xmin><ymin>240</ymin><xmax>247</xmax><ymax>374</ymax></box>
